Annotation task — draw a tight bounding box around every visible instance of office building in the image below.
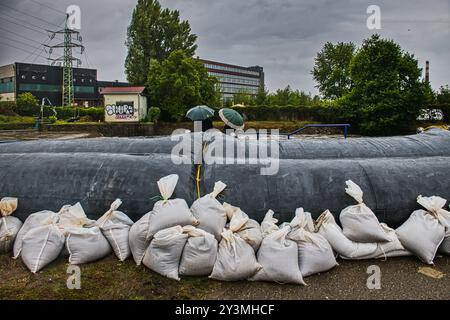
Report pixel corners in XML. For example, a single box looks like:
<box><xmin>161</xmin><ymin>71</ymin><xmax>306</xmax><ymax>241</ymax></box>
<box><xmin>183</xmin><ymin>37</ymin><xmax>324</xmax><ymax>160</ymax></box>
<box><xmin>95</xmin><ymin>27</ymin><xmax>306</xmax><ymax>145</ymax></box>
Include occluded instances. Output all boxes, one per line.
<box><xmin>198</xmin><ymin>58</ymin><xmax>264</xmax><ymax>101</ymax></box>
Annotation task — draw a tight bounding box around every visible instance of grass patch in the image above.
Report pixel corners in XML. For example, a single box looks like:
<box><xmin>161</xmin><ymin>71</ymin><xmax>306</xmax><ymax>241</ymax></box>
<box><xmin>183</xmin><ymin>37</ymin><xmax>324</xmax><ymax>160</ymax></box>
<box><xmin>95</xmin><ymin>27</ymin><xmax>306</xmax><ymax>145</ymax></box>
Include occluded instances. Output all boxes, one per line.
<box><xmin>0</xmin><ymin>115</ymin><xmax>35</xmax><ymax>124</ymax></box>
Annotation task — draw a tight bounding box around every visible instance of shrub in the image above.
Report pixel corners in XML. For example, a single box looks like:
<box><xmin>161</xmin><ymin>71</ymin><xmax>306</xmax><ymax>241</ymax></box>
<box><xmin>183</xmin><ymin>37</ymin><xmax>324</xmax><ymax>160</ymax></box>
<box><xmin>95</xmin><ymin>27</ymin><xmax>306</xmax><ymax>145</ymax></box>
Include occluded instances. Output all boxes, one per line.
<box><xmin>0</xmin><ymin>101</ymin><xmax>17</xmax><ymax>116</ymax></box>
<box><xmin>148</xmin><ymin>107</ymin><xmax>161</xmax><ymax>123</ymax></box>
<box><xmin>48</xmin><ymin>116</ymin><xmax>57</xmax><ymax>123</ymax></box>
<box><xmin>16</xmin><ymin>92</ymin><xmax>39</xmax><ymax>116</ymax></box>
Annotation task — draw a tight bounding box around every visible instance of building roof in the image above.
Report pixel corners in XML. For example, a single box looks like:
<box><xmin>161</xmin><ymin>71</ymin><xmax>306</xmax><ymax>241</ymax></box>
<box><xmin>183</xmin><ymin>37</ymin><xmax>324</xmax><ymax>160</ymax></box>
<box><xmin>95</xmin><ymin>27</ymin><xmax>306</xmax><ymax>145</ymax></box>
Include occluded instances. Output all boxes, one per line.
<box><xmin>100</xmin><ymin>86</ymin><xmax>145</xmax><ymax>94</ymax></box>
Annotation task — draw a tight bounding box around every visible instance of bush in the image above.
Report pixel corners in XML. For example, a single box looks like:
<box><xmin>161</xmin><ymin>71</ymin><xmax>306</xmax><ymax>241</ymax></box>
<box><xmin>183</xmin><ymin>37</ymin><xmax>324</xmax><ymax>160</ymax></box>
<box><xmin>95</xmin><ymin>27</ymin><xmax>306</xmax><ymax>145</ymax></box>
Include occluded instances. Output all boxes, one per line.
<box><xmin>0</xmin><ymin>101</ymin><xmax>17</xmax><ymax>116</ymax></box>
<box><xmin>48</xmin><ymin>116</ymin><xmax>57</xmax><ymax>124</ymax></box>
<box><xmin>148</xmin><ymin>107</ymin><xmax>161</xmax><ymax>123</ymax></box>
<box><xmin>16</xmin><ymin>92</ymin><xmax>39</xmax><ymax>116</ymax></box>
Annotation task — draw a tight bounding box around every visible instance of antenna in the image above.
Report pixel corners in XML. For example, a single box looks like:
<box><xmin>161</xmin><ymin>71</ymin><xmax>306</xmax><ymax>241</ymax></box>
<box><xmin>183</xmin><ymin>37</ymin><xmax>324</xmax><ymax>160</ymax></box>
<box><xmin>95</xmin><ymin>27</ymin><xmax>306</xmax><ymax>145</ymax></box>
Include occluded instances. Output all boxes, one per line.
<box><xmin>46</xmin><ymin>14</ymin><xmax>84</xmax><ymax>107</ymax></box>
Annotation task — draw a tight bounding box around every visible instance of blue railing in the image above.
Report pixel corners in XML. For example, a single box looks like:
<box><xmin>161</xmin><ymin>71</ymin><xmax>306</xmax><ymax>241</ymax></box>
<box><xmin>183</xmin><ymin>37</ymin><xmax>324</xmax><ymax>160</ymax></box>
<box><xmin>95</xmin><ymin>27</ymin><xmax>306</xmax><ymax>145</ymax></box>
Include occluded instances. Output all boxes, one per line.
<box><xmin>284</xmin><ymin>124</ymin><xmax>351</xmax><ymax>139</ymax></box>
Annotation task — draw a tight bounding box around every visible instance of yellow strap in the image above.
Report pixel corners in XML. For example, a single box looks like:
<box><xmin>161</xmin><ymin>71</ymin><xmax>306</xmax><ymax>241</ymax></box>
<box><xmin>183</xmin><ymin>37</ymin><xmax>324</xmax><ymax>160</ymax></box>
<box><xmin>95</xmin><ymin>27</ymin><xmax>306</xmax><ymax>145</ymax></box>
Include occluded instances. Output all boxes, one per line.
<box><xmin>196</xmin><ymin>164</ymin><xmax>201</xmax><ymax>199</ymax></box>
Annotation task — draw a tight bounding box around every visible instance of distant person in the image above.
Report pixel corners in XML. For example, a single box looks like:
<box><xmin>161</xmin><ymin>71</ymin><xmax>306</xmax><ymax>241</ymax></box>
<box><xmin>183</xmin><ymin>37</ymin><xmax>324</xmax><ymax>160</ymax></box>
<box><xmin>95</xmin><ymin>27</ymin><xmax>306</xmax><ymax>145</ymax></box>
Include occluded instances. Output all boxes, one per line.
<box><xmin>202</xmin><ymin>118</ymin><xmax>213</xmax><ymax>132</ymax></box>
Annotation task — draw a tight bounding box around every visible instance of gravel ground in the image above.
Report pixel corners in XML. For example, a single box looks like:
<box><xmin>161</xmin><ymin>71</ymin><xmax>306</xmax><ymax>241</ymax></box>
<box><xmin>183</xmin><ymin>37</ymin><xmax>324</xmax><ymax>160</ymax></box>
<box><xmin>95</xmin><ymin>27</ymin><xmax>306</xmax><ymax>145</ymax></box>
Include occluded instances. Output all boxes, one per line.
<box><xmin>1</xmin><ymin>254</ymin><xmax>448</xmax><ymax>300</ymax></box>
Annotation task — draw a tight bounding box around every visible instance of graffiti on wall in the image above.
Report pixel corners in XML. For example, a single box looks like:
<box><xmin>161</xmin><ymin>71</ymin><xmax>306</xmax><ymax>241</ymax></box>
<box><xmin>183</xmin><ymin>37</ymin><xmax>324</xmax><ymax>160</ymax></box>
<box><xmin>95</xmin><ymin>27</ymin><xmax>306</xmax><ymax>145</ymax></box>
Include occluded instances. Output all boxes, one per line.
<box><xmin>417</xmin><ymin>109</ymin><xmax>444</xmax><ymax>121</ymax></box>
<box><xmin>105</xmin><ymin>102</ymin><xmax>138</xmax><ymax>121</ymax></box>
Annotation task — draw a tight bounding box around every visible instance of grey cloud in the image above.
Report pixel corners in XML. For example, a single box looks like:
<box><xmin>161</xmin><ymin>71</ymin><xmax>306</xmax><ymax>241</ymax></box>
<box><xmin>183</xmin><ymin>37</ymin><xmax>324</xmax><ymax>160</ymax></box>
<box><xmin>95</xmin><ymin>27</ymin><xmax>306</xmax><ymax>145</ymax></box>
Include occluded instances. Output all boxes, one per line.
<box><xmin>0</xmin><ymin>0</ymin><xmax>448</xmax><ymax>93</ymax></box>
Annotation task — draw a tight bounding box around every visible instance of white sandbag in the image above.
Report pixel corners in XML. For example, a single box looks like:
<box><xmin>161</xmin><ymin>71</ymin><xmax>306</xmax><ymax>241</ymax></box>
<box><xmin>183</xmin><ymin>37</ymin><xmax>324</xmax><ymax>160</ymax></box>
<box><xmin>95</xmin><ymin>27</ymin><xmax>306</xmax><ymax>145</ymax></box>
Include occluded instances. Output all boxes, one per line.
<box><xmin>396</xmin><ymin>196</ymin><xmax>448</xmax><ymax>264</ymax></box>
<box><xmin>316</xmin><ymin>210</ymin><xmax>378</xmax><ymax>259</ymax></box>
<box><xmin>224</xmin><ymin>202</ymin><xmax>263</xmax><ymax>251</ymax></box>
<box><xmin>21</xmin><ymin>224</ymin><xmax>65</xmax><ymax>273</ymax></box>
<box><xmin>340</xmin><ymin>181</ymin><xmax>390</xmax><ymax>243</ymax></box>
<box><xmin>293</xmin><ymin>208</ymin><xmax>315</xmax><ymax>233</ymax></box>
<box><xmin>179</xmin><ymin>226</ymin><xmax>218</xmax><ymax>276</ymax></box>
<box><xmin>0</xmin><ymin>197</ymin><xmax>22</xmax><ymax>253</ymax></box>
<box><xmin>364</xmin><ymin>223</ymin><xmax>411</xmax><ymax>259</ymax></box>
<box><xmin>288</xmin><ymin>209</ymin><xmax>337</xmax><ymax>277</ymax></box>
<box><xmin>260</xmin><ymin>210</ymin><xmax>279</xmax><ymax>237</ymax></box>
<box><xmin>97</xmin><ymin>199</ymin><xmax>134</xmax><ymax>261</ymax></box>
<box><xmin>250</xmin><ymin>226</ymin><xmax>305</xmax><ymax>285</ymax></box>
<box><xmin>191</xmin><ymin>181</ymin><xmax>227</xmax><ymax>241</ymax></box>
<box><xmin>146</xmin><ymin>175</ymin><xmax>198</xmax><ymax>240</ymax></box>
<box><xmin>129</xmin><ymin>212</ymin><xmax>151</xmax><ymax>265</ymax></box>
<box><xmin>210</xmin><ymin>229</ymin><xmax>261</xmax><ymax>281</ymax></box>
<box><xmin>438</xmin><ymin>205</ymin><xmax>450</xmax><ymax>255</ymax></box>
<box><xmin>142</xmin><ymin>225</ymin><xmax>189</xmax><ymax>281</ymax></box>
<box><xmin>13</xmin><ymin>210</ymin><xmax>59</xmax><ymax>259</ymax></box>
<box><xmin>57</xmin><ymin>202</ymin><xmax>95</xmax><ymax>229</ymax></box>
<box><xmin>65</xmin><ymin>226</ymin><xmax>111</xmax><ymax>265</ymax></box>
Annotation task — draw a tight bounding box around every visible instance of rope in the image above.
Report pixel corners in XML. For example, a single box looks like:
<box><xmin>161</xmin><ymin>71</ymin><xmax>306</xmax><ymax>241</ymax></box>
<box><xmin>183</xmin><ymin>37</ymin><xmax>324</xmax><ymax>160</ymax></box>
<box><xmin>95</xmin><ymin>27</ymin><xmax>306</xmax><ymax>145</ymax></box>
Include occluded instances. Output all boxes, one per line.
<box><xmin>196</xmin><ymin>164</ymin><xmax>202</xmax><ymax>199</ymax></box>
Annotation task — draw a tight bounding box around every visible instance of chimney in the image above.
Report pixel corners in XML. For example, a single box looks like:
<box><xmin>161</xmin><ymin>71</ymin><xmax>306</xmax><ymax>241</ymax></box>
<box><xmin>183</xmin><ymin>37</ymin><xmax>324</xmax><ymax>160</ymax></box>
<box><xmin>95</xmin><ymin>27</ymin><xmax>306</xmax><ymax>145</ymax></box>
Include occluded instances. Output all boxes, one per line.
<box><xmin>425</xmin><ymin>61</ymin><xmax>430</xmax><ymax>84</ymax></box>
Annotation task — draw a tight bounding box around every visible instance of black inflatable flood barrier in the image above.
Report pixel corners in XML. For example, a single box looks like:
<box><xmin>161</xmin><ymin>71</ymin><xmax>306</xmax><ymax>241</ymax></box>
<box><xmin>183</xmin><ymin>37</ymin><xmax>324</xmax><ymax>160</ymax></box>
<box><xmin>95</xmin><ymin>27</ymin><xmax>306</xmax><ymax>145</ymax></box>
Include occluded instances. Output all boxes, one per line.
<box><xmin>201</xmin><ymin>156</ymin><xmax>450</xmax><ymax>228</ymax></box>
<box><xmin>0</xmin><ymin>129</ymin><xmax>449</xmax><ymax>225</ymax></box>
<box><xmin>0</xmin><ymin>153</ymin><xmax>196</xmax><ymax>222</ymax></box>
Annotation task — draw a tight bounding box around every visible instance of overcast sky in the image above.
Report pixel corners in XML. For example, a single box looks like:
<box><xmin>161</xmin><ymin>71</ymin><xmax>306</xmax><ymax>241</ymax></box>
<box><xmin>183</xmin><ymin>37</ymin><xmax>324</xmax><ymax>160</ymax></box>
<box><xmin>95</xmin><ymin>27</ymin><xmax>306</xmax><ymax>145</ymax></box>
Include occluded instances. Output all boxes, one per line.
<box><xmin>0</xmin><ymin>0</ymin><xmax>448</xmax><ymax>94</ymax></box>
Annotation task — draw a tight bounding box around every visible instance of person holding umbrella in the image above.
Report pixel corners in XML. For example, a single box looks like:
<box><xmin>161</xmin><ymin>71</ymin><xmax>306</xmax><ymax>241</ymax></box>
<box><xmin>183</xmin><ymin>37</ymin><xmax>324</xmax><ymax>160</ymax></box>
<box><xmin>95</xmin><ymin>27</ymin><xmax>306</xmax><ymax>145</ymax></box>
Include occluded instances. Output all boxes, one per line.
<box><xmin>219</xmin><ymin>108</ymin><xmax>245</xmax><ymax>135</ymax></box>
<box><xmin>186</xmin><ymin>105</ymin><xmax>215</xmax><ymax>132</ymax></box>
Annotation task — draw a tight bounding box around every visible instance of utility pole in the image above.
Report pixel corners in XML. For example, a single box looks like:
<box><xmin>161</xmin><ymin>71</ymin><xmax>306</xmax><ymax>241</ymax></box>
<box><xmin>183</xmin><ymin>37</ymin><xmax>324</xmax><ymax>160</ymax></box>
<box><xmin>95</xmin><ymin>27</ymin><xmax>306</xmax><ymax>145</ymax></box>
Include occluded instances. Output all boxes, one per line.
<box><xmin>46</xmin><ymin>14</ymin><xmax>84</xmax><ymax>107</ymax></box>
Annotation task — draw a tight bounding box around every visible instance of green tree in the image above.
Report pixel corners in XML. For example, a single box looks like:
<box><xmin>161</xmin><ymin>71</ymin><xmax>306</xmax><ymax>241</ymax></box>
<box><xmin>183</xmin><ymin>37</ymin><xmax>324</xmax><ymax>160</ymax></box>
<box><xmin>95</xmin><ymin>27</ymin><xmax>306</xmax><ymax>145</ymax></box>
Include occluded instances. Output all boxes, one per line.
<box><xmin>312</xmin><ymin>42</ymin><xmax>355</xmax><ymax>99</ymax></box>
<box><xmin>147</xmin><ymin>50</ymin><xmax>219</xmax><ymax>121</ymax></box>
<box><xmin>125</xmin><ymin>0</ymin><xmax>198</xmax><ymax>85</ymax></box>
<box><xmin>255</xmin><ymin>86</ymin><xmax>268</xmax><ymax>106</ymax></box>
<box><xmin>16</xmin><ymin>92</ymin><xmax>39</xmax><ymax>116</ymax></box>
<box><xmin>233</xmin><ymin>89</ymin><xmax>254</xmax><ymax>106</ymax></box>
<box><xmin>340</xmin><ymin>34</ymin><xmax>428</xmax><ymax>135</ymax></box>
<box><xmin>436</xmin><ymin>85</ymin><xmax>450</xmax><ymax>104</ymax></box>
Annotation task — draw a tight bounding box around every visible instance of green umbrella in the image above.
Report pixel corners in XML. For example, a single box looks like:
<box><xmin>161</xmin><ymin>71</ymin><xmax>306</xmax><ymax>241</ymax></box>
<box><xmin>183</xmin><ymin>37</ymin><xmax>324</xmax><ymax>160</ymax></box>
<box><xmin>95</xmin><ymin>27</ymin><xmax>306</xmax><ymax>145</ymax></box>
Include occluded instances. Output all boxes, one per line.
<box><xmin>186</xmin><ymin>105</ymin><xmax>215</xmax><ymax>121</ymax></box>
<box><xmin>219</xmin><ymin>108</ymin><xmax>244</xmax><ymax>130</ymax></box>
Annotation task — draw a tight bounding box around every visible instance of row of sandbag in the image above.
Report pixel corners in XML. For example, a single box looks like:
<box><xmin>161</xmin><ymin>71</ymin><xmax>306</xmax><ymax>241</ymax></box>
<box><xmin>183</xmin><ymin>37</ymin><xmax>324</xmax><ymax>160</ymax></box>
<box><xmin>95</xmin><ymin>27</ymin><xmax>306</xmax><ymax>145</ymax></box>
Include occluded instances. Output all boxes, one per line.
<box><xmin>316</xmin><ymin>181</ymin><xmax>450</xmax><ymax>265</ymax></box>
<box><xmin>1</xmin><ymin>176</ymin><xmax>449</xmax><ymax>282</ymax></box>
<box><xmin>0</xmin><ymin>198</ymin><xmax>133</xmax><ymax>273</ymax></box>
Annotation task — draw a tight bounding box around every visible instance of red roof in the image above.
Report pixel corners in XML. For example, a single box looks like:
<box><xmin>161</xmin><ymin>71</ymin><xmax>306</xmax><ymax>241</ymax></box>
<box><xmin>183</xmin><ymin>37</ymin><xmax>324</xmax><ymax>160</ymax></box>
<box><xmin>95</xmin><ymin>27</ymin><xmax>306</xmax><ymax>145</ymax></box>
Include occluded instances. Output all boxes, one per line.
<box><xmin>100</xmin><ymin>86</ymin><xmax>145</xmax><ymax>94</ymax></box>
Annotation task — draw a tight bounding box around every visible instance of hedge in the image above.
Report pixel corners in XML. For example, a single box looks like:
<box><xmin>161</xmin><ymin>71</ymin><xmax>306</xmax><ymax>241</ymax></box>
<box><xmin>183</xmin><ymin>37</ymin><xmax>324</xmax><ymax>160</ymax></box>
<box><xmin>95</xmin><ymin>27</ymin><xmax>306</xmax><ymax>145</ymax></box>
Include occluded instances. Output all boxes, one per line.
<box><xmin>0</xmin><ymin>101</ymin><xmax>104</xmax><ymax>122</ymax></box>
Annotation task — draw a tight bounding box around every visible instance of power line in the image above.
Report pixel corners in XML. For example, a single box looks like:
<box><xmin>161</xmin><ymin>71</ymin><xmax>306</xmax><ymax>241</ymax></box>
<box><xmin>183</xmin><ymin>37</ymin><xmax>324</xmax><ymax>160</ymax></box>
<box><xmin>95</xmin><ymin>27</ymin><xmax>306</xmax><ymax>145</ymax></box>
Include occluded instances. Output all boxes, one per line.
<box><xmin>0</xmin><ymin>41</ymin><xmax>48</xmax><ymax>60</ymax></box>
<box><xmin>0</xmin><ymin>26</ymin><xmax>44</xmax><ymax>45</ymax></box>
<box><xmin>0</xmin><ymin>35</ymin><xmax>43</xmax><ymax>51</ymax></box>
<box><xmin>0</xmin><ymin>15</ymin><xmax>59</xmax><ymax>39</ymax></box>
<box><xmin>28</xmin><ymin>0</ymin><xmax>66</xmax><ymax>15</ymax></box>
<box><xmin>0</xmin><ymin>2</ymin><xmax>62</xmax><ymax>28</ymax></box>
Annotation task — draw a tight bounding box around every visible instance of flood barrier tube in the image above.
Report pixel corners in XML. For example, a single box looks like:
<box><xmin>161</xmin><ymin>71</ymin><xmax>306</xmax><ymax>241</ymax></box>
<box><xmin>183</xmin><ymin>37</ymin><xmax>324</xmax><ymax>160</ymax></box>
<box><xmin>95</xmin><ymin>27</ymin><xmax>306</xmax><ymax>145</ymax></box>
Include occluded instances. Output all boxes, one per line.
<box><xmin>0</xmin><ymin>133</ymin><xmax>202</xmax><ymax>158</ymax></box>
<box><xmin>202</xmin><ymin>156</ymin><xmax>450</xmax><ymax>227</ymax></box>
<box><xmin>204</xmin><ymin>129</ymin><xmax>450</xmax><ymax>160</ymax></box>
<box><xmin>0</xmin><ymin>153</ymin><xmax>195</xmax><ymax>222</ymax></box>
<box><xmin>1</xmin><ymin>130</ymin><xmax>449</xmax><ymax>160</ymax></box>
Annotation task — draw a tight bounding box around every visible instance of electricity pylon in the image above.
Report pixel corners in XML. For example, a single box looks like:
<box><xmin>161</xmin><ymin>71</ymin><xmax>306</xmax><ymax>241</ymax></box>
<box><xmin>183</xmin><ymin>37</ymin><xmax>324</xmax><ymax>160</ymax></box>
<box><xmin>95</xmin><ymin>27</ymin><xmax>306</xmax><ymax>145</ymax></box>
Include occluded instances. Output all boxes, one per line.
<box><xmin>46</xmin><ymin>14</ymin><xmax>84</xmax><ymax>107</ymax></box>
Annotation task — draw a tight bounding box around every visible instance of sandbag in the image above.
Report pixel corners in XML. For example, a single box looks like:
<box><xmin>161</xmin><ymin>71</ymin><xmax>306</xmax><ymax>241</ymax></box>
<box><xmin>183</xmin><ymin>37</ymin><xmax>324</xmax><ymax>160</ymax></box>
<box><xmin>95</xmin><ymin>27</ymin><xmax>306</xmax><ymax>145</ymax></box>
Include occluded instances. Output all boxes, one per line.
<box><xmin>179</xmin><ymin>226</ymin><xmax>218</xmax><ymax>276</ymax></box>
<box><xmin>191</xmin><ymin>181</ymin><xmax>227</xmax><ymax>241</ymax></box>
<box><xmin>210</xmin><ymin>229</ymin><xmax>261</xmax><ymax>281</ymax></box>
<box><xmin>260</xmin><ymin>210</ymin><xmax>279</xmax><ymax>237</ymax></box>
<box><xmin>316</xmin><ymin>210</ymin><xmax>378</xmax><ymax>259</ymax></box>
<box><xmin>0</xmin><ymin>197</ymin><xmax>22</xmax><ymax>253</ymax></box>
<box><xmin>146</xmin><ymin>175</ymin><xmax>198</xmax><ymax>240</ymax></box>
<box><xmin>13</xmin><ymin>210</ymin><xmax>59</xmax><ymax>259</ymax></box>
<box><xmin>97</xmin><ymin>199</ymin><xmax>134</xmax><ymax>261</ymax></box>
<box><xmin>57</xmin><ymin>202</ymin><xmax>95</xmax><ymax>229</ymax></box>
<box><xmin>340</xmin><ymin>181</ymin><xmax>390</xmax><ymax>243</ymax></box>
<box><xmin>250</xmin><ymin>226</ymin><xmax>305</xmax><ymax>285</ymax></box>
<box><xmin>364</xmin><ymin>223</ymin><xmax>412</xmax><ymax>259</ymax></box>
<box><xmin>129</xmin><ymin>212</ymin><xmax>151</xmax><ymax>265</ymax></box>
<box><xmin>396</xmin><ymin>196</ymin><xmax>448</xmax><ymax>264</ymax></box>
<box><xmin>224</xmin><ymin>202</ymin><xmax>262</xmax><ymax>251</ymax></box>
<box><xmin>142</xmin><ymin>225</ymin><xmax>189</xmax><ymax>281</ymax></box>
<box><xmin>65</xmin><ymin>226</ymin><xmax>111</xmax><ymax>265</ymax></box>
<box><xmin>288</xmin><ymin>209</ymin><xmax>337</xmax><ymax>277</ymax></box>
<box><xmin>438</xmin><ymin>205</ymin><xmax>450</xmax><ymax>255</ymax></box>
<box><xmin>21</xmin><ymin>223</ymin><xmax>65</xmax><ymax>273</ymax></box>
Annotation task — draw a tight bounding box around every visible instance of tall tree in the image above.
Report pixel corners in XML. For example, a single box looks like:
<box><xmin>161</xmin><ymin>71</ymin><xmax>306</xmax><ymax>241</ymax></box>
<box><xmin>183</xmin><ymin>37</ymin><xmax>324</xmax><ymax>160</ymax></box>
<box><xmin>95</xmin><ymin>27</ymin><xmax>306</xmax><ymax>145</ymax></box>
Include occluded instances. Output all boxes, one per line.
<box><xmin>125</xmin><ymin>0</ymin><xmax>198</xmax><ymax>85</ymax></box>
<box><xmin>147</xmin><ymin>50</ymin><xmax>220</xmax><ymax>121</ymax></box>
<box><xmin>340</xmin><ymin>34</ymin><xmax>428</xmax><ymax>135</ymax></box>
<box><xmin>312</xmin><ymin>42</ymin><xmax>355</xmax><ymax>100</ymax></box>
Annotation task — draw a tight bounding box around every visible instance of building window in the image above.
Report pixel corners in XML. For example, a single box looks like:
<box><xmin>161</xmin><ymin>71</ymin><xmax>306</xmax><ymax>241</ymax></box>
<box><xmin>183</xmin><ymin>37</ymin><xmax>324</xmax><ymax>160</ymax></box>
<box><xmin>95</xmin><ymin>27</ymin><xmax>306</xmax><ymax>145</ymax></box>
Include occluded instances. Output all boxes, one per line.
<box><xmin>74</xmin><ymin>86</ymin><xmax>95</xmax><ymax>94</ymax></box>
<box><xmin>19</xmin><ymin>83</ymin><xmax>61</xmax><ymax>92</ymax></box>
<box><xmin>0</xmin><ymin>82</ymin><xmax>14</xmax><ymax>93</ymax></box>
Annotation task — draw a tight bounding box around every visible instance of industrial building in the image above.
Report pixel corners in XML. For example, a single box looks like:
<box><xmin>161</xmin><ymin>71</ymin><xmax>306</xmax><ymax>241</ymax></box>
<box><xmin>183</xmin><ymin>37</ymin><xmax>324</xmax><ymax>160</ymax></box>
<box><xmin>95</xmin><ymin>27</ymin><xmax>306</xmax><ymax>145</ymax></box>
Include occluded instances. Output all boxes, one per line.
<box><xmin>198</xmin><ymin>58</ymin><xmax>264</xmax><ymax>101</ymax></box>
<box><xmin>0</xmin><ymin>62</ymin><xmax>128</xmax><ymax>106</ymax></box>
